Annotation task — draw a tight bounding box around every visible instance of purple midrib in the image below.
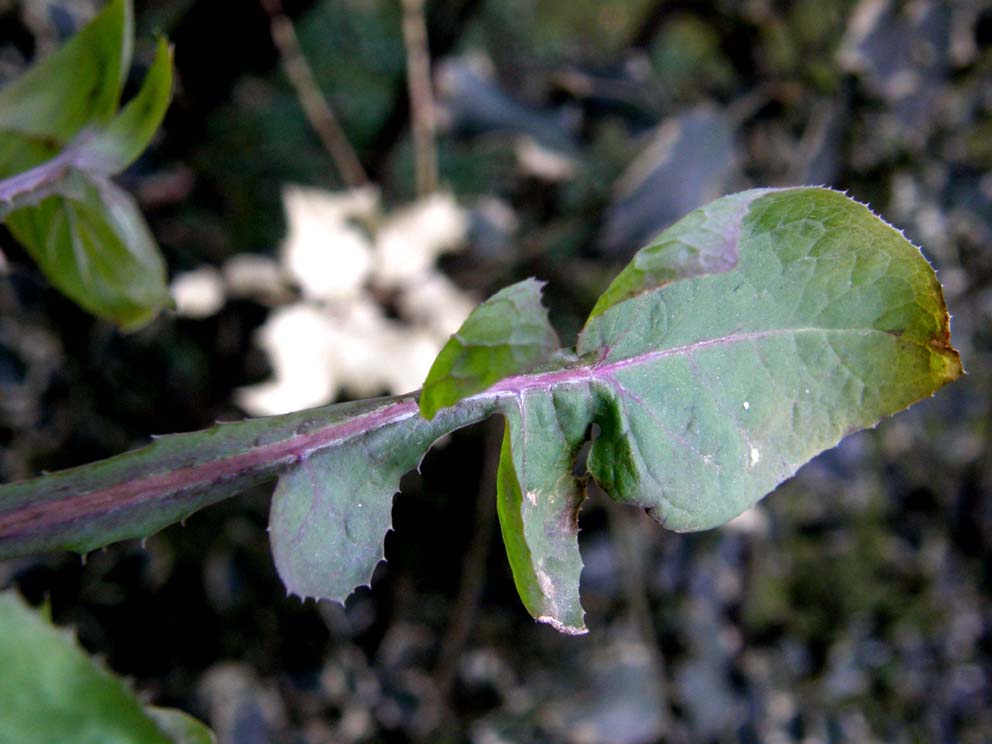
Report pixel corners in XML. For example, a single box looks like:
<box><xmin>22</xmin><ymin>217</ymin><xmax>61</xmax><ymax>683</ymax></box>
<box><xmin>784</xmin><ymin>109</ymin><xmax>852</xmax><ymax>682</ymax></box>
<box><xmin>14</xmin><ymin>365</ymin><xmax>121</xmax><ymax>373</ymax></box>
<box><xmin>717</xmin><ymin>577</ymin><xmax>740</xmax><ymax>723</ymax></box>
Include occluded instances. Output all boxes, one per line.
<box><xmin>491</xmin><ymin>326</ymin><xmax>897</xmax><ymax>395</ymax></box>
<box><xmin>0</xmin><ymin>399</ymin><xmax>422</xmax><ymax>543</ymax></box>
<box><xmin>0</xmin><ymin>325</ymin><xmax>895</xmax><ymax>544</ymax></box>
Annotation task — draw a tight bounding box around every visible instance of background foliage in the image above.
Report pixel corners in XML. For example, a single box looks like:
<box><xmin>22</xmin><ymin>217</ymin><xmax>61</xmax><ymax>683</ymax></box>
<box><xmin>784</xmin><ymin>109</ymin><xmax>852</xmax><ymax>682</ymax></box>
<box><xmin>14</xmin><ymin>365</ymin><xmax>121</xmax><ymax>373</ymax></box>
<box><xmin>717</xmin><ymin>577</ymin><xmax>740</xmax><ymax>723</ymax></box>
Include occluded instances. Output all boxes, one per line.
<box><xmin>0</xmin><ymin>1</ymin><xmax>989</xmax><ymax>742</ymax></box>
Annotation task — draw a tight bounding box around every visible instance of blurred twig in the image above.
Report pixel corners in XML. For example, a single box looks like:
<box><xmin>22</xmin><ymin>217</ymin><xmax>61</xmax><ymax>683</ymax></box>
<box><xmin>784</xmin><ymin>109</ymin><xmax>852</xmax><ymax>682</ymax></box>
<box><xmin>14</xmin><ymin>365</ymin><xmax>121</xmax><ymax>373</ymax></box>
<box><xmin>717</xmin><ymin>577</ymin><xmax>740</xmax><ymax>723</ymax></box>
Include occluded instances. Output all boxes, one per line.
<box><xmin>432</xmin><ymin>420</ymin><xmax>500</xmax><ymax>706</ymax></box>
<box><xmin>400</xmin><ymin>0</ymin><xmax>439</xmax><ymax>195</ymax></box>
<box><xmin>365</xmin><ymin>0</ymin><xmax>483</xmax><ymax>177</ymax></box>
<box><xmin>260</xmin><ymin>0</ymin><xmax>369</xmax><ymax>189</ymax></box>
<box><xmin>605</xmin><ymin>496</ymin><xmax>686</xmax><ymax>742</ymax></box>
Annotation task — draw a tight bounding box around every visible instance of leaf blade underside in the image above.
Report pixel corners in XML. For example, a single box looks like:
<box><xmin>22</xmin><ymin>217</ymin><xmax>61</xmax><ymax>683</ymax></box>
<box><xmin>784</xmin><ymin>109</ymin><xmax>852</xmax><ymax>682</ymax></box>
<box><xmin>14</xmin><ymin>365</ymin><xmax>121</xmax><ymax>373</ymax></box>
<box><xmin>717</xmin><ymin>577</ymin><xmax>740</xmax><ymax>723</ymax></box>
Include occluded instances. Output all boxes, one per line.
<box><xmin>270</xmin><ymin>396</ymin><xmax>498</xmax><ymax>601</ymax></box>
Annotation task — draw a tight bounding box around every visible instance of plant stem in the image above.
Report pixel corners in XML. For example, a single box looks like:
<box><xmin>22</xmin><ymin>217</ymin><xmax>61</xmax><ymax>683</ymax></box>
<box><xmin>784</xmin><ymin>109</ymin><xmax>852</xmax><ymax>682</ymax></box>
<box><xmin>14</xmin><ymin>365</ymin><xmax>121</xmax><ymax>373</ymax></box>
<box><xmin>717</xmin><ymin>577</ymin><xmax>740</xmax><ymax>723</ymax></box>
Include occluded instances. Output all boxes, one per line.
<box><xmin>0</xmin><ymin>152</ymin><xmax>71</xmax><ymax>218</ymax></box>
<box><xmin>400</xmin><ymin>0</ymin><xmax>438</xmax><ymax>196</ymax></box>
<box><xmin>0</xmin><ymin>396</ymin><xmax>425</xmax><ymax>556</ymax></box>
<box><xmin>260</xmin><ymin>0</ymin><xmax>369</xmax><ymax>189</ymax></box>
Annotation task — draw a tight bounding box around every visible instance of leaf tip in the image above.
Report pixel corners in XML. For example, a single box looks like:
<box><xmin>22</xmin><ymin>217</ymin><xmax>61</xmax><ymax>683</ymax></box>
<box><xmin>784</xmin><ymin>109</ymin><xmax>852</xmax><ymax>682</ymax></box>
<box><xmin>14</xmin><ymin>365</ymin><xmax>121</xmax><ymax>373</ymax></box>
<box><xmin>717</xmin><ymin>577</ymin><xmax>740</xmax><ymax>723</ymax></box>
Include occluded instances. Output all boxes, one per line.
<box><xmin>537</xmin><ymin>615</ymin><xmax>588</xmax><ymax>635</ymax></box>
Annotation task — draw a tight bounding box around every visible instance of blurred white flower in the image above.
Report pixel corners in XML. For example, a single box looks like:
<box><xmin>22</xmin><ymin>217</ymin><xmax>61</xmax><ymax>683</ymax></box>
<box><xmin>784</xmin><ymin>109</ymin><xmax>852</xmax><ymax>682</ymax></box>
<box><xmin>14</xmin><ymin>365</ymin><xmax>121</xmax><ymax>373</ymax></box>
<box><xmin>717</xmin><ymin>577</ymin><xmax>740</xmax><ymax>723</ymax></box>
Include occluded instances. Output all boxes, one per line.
<box><xmin>373</xmin><ymin>192</ymin><xmax>468</xmax><ymax>288</ymax></box>
<box><xmin>171</xmin><ymin>187</ymin><xmax>475</xmax><ymax>415</ymax></box>
<box><xmin>229</xmin><ymin>187</ymin><xmax>475</xmax><ymax>416</ymax></box>
<box><xmin>324</xmin><ymin>294</ymin><xmax>443</xmax><ymax>399</ymax></box>
<box><xmin>171</xmin><ymin>266</ymin><xmax>225</xmax><ymax>319</ymax></box>
<box><xmin>398</xmin><ymin>272</ymin><xmax>476</xmax><ymax>338</ymax></box>
<box><xmin>235</xmin><ymin>304</ymin><xmax>336</xmax><ymax>415</ymax></box>
<box><xmin>280</xmin><ymin>185</ymin><xmax>377</xmax><ymax>301</ymax></box>
<box><xmin>222</xmin><ymin>254</ymin><xmax>289</xmax><ymax>303</ymax></box>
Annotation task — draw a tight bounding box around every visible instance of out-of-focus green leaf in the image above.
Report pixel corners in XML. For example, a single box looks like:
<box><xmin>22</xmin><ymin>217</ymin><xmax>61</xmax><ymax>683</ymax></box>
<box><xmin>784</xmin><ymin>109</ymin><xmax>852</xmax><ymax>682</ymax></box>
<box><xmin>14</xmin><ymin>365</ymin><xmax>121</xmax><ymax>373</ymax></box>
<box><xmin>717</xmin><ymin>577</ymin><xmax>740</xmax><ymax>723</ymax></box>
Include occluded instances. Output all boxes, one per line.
<box><xmin>0</xmin><ymin>591</ymin><xmax>212</xmax><ymax>744</ymax></box>
<box><xmin>0</xmin><ymin>2</ymin><xmax>170</xmax><ymax>187</ymax></box>
<box><xmin>79</xmin><ymin>36</ymin><xmax>174</xmax><ymax>174</ymax></box>
<box><xmin>0</xmin><ymin>0</ymin><xmax>174</xmax><ymax>330</ymax></box>
<box><xmin>0</xmin><ymin>130</ymin><xmax>61</xmax><ymax>179</ymax></box>
<box><xmin>5</xmin><ymin>173</ymin><xmax>172</xmax><ymax>330</ymax></box>
<box><xmin>0</xmin><ymin>31</ymin><xmax>173</xmax><ymax>215</ymax></box>
<box><xmin>0</xmin><ymin>0</ymin><xmax>131</xmax><ymax>144</ymax></box>
<box><xmin>419</xmin><ymin>279</ymin><xmax>560</xmax><ymax>419</ymax></box>
<box><xmin>144</xmin><ymin>709</ymin><xmax>216</xmax><ymax>744</ymax></box>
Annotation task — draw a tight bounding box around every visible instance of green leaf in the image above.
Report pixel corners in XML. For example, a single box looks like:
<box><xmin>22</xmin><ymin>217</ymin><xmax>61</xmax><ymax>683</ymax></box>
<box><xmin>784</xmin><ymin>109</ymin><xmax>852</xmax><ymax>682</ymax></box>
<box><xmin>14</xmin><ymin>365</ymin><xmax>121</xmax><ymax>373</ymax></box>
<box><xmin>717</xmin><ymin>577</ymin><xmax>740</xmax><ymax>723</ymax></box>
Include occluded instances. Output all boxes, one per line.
<box><xmin>5</xmin><ymin>173</ymin><xmax>172</xmax><ymax>329</ymax></box>
<box><xmin>577</xmin><ymin>187</ymin><xmax>962</xmax><ymax>530</ymax></box>
<box><xmin>0</xmin><ymin>0</ymin><xmax>174</xmax><ymax>330</ymax></box>
<box><xmin>0</xmin><ymin>591</ymin><xmax>212</xmax><ymax>744</ymax></box>
<box><xmin>0</xmin><ymin>187</ymin><xmax>963</xmax><ymax>632</ymax></box>
<box><xmin>0</xmin><ymin>0</ymin><xmax>132</xmax><ymax>144</ymax></box>
<box><xmin>144</xmin><ymin>709</ymin><xmax>216</xmax><ymax>744</ymax></box>
<box><xmin>419</xmin><ymin>278</ymin><xmax>560</xmax><ymax>419</ymax></box>
<box><xmin>79</xmin><ymin>36</ymin><xmax>174</xmax><ymax>174</ymax></box>
<box><xmin>0</xmin><ymin>32</ymin><xmax>175</xmax><ymax>220</ymax></box>
<box><xmin>496</xmin><ymin>390</ymin><xmax>593</xmax><ymax>634</ymax></box>
<box><xmin>270</xmin><ymin>396</ymin><xmax>498</xmax><ymax>600</ymax></box>
<box><xmin>0</xmin><ymin>2</ymin><xmax>171</xmax><ymax>188</ymax></box>
<box><xmin>0</xmin><ymin>130</ymin><xmax>61</xmax><ymax>181</ymax></box>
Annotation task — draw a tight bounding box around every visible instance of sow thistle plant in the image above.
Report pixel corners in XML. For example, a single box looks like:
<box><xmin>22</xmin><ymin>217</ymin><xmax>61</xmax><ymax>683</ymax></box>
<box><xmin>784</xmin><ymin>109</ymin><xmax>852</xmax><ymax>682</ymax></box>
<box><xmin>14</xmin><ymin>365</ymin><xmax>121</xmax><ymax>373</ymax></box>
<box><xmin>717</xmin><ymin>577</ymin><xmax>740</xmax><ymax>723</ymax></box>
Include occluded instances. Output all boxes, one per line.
<box><xmin>0</xmin><ymin>186</ymin><xmax>963</xmax><ymax>634</ymax></box>
<box><xmin>0</xmin><ymin>3</ymin><xmax>964</xmax><ymax>741</ymax></box>
<box><xmin>0</xmin><ymin>0</ymin><xmax>962</xmax><ymax>635</ymax></box>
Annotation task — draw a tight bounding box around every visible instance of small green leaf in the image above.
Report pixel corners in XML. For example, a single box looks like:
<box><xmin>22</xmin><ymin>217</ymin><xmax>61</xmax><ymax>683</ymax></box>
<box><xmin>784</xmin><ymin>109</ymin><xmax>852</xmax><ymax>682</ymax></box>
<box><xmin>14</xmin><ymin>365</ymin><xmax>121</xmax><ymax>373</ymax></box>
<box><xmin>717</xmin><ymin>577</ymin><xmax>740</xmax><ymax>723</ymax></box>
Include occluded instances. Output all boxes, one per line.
<box><xmin>80</xmin><ymin>36</ymin><xmax>174</xmax><ymax>174</ymax></box>
<box><xmin>0</xmin><ymin>591</ymin><xmax>212</xmax><ymax>744</ymax></box>
<box><xmin>419</xmin><ymin>278</ymin><xmax>559</xmax><ymax>419</ymax></box>
<box><xmin>0</xmin><ymin>0</ymin><xmax>132</xmax><ymax>144</ymax></box>
<box><xmin>0</xmin><ymin>130</ymin><xmax>60</xmax><ymax>181</ymax></box>
<box><xmin>0</xmin><ymin>36</ymin><xmax>173</xmax><ymax>218</ymax></box>
<box><xmin>496</xmin><ymin>391</ymin><xmax>592</xmax><ymax>634</ymax></box>
<box><xmin>5</xmin><ymin>172</ymin><xmax>172</xmax><ymax>330</ymax></box>
<box><xmin>0</xmin><ymin>0</ymin><xmax>174</xmax><ymax>330</ymax></box>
